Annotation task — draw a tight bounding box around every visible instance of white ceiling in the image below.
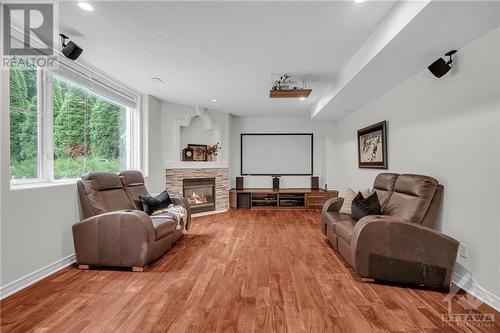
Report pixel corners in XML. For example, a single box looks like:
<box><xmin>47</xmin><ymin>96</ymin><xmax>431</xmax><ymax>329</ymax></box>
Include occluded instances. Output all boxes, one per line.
<box><xmin>313</xmin><ymin>0</ymin><xmax>500</xmax><ymax>120</ymax></box>
<box><xmin>59</xmin><ymin>1</ymin><xmax>397</xmax><ymax>117</ymax></box>
<box><xmin>59</xmin><ymin>1</ymin><xmax>500</xmax><ymax>119</ymax></box>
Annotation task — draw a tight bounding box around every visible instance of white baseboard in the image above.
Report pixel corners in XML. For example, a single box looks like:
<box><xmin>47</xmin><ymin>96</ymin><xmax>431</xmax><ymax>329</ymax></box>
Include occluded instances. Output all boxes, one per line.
<box><xmin>451</xmin><ymin>269</ymin><xmax>500</xmax><ymax>312</ymax></box>
<box><xmin>0</xmin><ymin>254</ymin><xmax>76</xmax><ymax>300</ymax></box>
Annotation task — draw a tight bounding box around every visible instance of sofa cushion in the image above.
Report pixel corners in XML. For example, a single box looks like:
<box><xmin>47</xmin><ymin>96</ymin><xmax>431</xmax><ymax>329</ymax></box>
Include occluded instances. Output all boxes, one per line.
<box><xmin>324</xmin><ymin>212</ymin><xmax>354</xmax><ymax>227</ymax></box>
<box><xmin>339</xmin><ymin>188</ymin><xmax>370</xmax><ymax>215</ymax></box>
<box><xmin>334</xmin><ymin>220</ymin><xmax>356</xmax><ymax>244</ymax></box>
<box><xmin>119</xmin><ymin>170</ymin><xmax>150</xmax><ymax>210</ymax></box>
<box><xmin>372</xmin><ymin>173</ymin><xmax>399</xmax><ymax>209</ymax></box>
<box><xmin>351</xmin><ymin>191</ymin><xmax>381</xmax><ymax>221</ymax></box>
<box><xmin>382</xmin><ymin>174</ymin><xmax>438</xmax><ymax>223</ymax></box>
<box><xmin>151</xmin><ymin>215</ymin><xmax>177</xmax><ymax>240</ymax></box>
<box><xmin>140</xmin><ymin>191</ymin><xmax>172</xmax><ymax>215</ymax></box>
<box><xmin>82</xmin><ymin>172</ymin><xmax>124</xmax><ymax>191</ymax></box>
<box><xmin>119</xmin><ymin>170</ymin><xmax>146</xmax><ymax>186</ymax></box>
<box><xmin>81</xmin><ymin>172</ymin><xmax>134</xmax><ymax>215</ymax></box>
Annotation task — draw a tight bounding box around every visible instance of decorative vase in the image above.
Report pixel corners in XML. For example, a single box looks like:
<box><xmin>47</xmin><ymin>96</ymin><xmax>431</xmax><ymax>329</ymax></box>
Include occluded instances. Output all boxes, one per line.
<box><xmin>207</xmin><ymin>153</ymin><xmax>213</xmax><ymax>162</ymax></box>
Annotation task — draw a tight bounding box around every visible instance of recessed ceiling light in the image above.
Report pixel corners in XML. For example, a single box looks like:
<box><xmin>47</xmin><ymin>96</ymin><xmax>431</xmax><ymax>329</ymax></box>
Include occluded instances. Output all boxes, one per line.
<box><xmin>299</xmin><ymin>97</ymin><xmax>306</xmax><ymax>101</ymax></box>
<box><xmin>78</xmin><ymin>2</ymin><xmax>94</xmax><ymax>11</ymax></box>
<box><xmin>354</xmin><ymin>0</ymin><xmax>367</xmax><ymax>3</ymax></box>
<box><xmin>211</xmin><ymin>99</ymin><xmax>217</xmax><ymax>102</ymax></box>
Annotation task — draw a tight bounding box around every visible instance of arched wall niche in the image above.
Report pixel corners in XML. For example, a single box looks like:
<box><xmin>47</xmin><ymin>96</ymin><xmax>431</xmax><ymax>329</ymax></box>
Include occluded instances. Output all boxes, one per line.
<box><xmin>173</xmin><ymin>107</ymin><xmax>222</xmax><ymax>161</ymax></box>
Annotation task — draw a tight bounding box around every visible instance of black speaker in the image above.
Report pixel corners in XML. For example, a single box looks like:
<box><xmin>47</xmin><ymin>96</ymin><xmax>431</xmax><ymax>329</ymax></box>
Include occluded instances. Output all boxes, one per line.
<box><xmin>428</xmin><ymin>50</ymin><xmax>456</xmax><ymax>78</ymax></box>
<box><xmin>237</xmin><ymin>193</ymin><xmax>251</xmax><ymax>208</ymax></box>
<box><xmin>311</xmin><ymin>176</ymin><xmax>319</xmax><ymax>190</ymax></box>
<box><xmin>272</xmin><ymin>177</ymin><xmax>280</xmax><ymax>190</ymax></box>
<box><xmin>428</xmin><ymin>58</ymin><xmax>450</xmax><ymax>78</ymax></box>
<box><xmin>236</xmin><ymin>177</ymin><xmax>244</xmax><ymax>189</ymax></box>
<box><xmin>62</xmin><ymin>41</ymin><xmax>83</xmax><ymax>60</ymax></box>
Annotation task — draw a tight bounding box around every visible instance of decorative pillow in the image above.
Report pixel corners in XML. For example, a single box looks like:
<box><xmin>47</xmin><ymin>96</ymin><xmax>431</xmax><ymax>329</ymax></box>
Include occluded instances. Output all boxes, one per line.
<box><xmin>351</xmin><ymin>191</ymin><xmax>381</xmax><ymax>221</ymax></box>
<box><xmin>339</xmin><ymin>188</ymin><xmax>370</xmax><ymax>215</ymax></box>
<box><xmin>139</xmin><ymin>191</ymin><xmax>172</xmax><ymax>215</ymax></box>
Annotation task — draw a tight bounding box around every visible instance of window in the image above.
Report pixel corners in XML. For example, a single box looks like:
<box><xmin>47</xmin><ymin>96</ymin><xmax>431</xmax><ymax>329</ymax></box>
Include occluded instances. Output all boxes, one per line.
<box><xmin>52</xmin><ymin>75</ymin><xmax>129</xmax><ymax>179</ymax></box>
<box><xmin>9</xmin><ymin>63</ymin><xmax>39</xmax><ymax>181</ymax></box>
<box><xmin>9</xmin><ymin>64</ymin><xmax>139</xmax><ymax>186</ymax></box>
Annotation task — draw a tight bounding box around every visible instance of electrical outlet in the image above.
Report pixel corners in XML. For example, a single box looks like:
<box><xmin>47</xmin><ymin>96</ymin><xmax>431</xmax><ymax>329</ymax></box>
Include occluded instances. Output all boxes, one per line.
<box><xmin>459</xmin><ymin>243</ymin><xmax>468</xmax><ymax>258</ymax></box>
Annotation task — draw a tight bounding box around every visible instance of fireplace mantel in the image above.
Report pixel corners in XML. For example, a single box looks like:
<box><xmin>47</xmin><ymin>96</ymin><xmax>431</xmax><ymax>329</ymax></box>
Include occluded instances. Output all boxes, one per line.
<box><xmin>165</xmin><ymin>161</ymin><xmax>229</xmax><ymax>169</ymax></box>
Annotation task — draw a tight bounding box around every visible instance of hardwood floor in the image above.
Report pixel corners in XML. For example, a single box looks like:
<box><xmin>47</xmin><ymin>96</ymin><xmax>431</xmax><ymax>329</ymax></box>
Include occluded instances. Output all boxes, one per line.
<box><xmin>1</xmin><ymin>210</ymin><xmax>498</xmax><ymax>332</ymax></box>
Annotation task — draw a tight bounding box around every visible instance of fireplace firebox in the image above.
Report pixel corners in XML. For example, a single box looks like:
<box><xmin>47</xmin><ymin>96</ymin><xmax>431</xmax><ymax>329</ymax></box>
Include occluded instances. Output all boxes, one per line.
<box><xmin>183</xmin><ymin>178</ymin><xmax>216</xmax><ymax>213</ymax></box>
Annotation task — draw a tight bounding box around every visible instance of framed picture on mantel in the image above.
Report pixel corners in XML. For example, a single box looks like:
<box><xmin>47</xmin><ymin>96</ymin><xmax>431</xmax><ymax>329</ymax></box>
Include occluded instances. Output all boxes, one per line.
<box><xmin>357</xmin><ymin>121</ymin><xmax>388</xmax><ymax>169</ymax></box>
<box><xmin>188</xmin><ymin>144</ymin><xmax>208</xmax><ymax>161</ymax></box>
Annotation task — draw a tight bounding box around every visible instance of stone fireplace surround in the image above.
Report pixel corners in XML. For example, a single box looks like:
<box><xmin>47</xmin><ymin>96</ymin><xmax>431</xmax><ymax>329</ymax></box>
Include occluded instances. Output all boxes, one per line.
<box><xmin>166</xmin><ymin>168</ymin><xmax>229</xmax><ymax>212</ymax></box>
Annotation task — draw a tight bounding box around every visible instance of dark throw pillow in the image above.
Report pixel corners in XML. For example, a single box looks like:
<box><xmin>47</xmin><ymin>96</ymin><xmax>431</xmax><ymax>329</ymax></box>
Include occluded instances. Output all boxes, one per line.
<box><xmin>351</xmin><ymin>191</ymin><xmax>381</xmax><ymax>221</ymax></box>
<box><xmin>139</xmin><ymin>191</ymin><xmax>172</xmax><ymax>215</ymax></box>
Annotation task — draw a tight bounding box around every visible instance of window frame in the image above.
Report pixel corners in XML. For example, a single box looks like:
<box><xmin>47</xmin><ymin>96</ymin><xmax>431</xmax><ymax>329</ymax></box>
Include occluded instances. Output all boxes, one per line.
<box><xmin>9</xmin><ymin>68</ymin><xmax>141</xmax><ymax>188</ymax></box>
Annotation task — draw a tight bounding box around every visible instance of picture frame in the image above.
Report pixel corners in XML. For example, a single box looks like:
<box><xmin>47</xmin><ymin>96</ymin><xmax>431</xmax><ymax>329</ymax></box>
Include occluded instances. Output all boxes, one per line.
<box><xmin>188</xmin><ymin>144</ymin><xmax>208</xmax><ymax>161</ymax></box>
<box><xmin>357</xmin><ymin>121</ymin><xmax>388</xmax><ymax>169</ymax></box>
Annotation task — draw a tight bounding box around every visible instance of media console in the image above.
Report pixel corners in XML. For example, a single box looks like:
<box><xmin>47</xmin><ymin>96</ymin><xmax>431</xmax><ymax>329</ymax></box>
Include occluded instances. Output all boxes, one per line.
<box><xmin>229</xmin><ymin>188</ymin><xmax>338</xmax><ymax>209</ymax></box>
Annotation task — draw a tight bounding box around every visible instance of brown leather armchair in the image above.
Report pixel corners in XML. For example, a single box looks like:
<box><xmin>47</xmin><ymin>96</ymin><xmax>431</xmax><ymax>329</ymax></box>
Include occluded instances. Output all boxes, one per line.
<box><xmin>73</xmin><ymin>170</ymin><xmax>191</xmax><ymax>271</ymax></box>
<box><xmin>321</xmin><ymin>173</ymin><xmax>459</xmax><ymax>288</ymax></box>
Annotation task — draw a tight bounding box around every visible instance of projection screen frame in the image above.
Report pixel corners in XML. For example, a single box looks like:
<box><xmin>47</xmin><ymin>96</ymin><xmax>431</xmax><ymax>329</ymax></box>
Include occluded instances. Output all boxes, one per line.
<box><xmin>240</xmin><ymin>133</ymin><xmax>314</xmax><ymax>176</ymax></box>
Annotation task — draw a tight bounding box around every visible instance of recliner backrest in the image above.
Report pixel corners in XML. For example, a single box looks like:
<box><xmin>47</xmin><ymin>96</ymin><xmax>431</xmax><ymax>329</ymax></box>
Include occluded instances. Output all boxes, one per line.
<box><xmin>372</xmin><ymin>173</ymin><xmax>399</xmax><ymax>210</ymax></box>
<box><xmin>381</xmin><ymin>174</ymin><xmax>439</xmax><ymax>225</ymax></box>
<box><xmin>119</xmin><ymin>170</ymin><xmax>150</xmax><ymax>210</ymax></box>
<box><xmin>79</xmin><ymin>172</ymin><xmax>134</xmax><ymax>219</ymax></box>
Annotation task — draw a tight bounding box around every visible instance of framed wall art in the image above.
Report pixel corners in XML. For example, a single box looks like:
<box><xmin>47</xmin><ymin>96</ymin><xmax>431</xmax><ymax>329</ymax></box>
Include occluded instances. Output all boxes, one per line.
<box><xmin>357</xmin><ymin>121</ymin><xmax>388</xmax><ymax>169</ymax></box>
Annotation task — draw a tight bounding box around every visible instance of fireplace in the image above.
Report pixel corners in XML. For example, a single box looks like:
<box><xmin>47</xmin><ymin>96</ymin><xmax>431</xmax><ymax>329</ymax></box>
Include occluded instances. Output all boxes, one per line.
<box><xmin>183</xmin><ymin>178</ymin><xmax>216</xmax><ymax>213</ymax></box>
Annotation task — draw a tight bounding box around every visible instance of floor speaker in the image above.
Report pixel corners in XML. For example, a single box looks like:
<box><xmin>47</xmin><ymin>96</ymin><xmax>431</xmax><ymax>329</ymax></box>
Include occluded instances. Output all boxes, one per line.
<box><xmin>236</xmin><ymin>177</ymin><xmax>244</xmax><ymax>189</ymax></box>
<box><xmin>273</xmin><ymin>177</ymin><xmax>280</xmax><ymax>190</ymax></box>
<box><xmin>311</xmin><ymin>176</ymin><xmax>319</xmax><ymax>189</ymax></box>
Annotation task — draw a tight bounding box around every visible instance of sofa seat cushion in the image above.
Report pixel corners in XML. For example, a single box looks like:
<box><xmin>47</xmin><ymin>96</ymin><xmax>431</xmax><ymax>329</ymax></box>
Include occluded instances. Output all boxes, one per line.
<box><xmin>334</xmin><ymin>220</ymin><xmax>356</xmax><ymax>244</ymax></box>
<box><xmin>324</xmin><ymin>212</ymin><xmax>353</xmax><ymax>227</ymax></box>
<box><xmin>151</xmin><ymin>215</ymin><xmax>177</xmax><ymax>240</ymax></box>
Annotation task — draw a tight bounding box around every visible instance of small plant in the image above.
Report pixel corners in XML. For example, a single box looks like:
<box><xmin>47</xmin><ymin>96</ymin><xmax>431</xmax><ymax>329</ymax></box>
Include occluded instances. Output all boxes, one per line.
<box><xmin>206</xmin><ymin>142</ymin><xmax>221</xmax><ymax>158</ymax></box>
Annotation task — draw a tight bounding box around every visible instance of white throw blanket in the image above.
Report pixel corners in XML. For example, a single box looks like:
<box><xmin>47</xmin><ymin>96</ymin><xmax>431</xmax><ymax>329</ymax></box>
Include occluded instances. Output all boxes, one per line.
<box><xmin>152</xmin><ymin>204</ymin><xmax>188</xmax><ymax>231</ymax></box>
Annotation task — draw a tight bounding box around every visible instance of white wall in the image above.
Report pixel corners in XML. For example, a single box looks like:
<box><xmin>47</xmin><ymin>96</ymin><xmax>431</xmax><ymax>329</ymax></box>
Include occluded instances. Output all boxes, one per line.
<box><xmin>180</xmin><ymin>117</ymin><xmax>219</xmax><ymax>151</ymax></box>
<box><xmin>0</xmin><ymin>69</ymin><xmax>81</xmax><ymax>292</ymax></box>
<box><xmin>160</xmin><ymin>101</ymin><xmax>230</xmax><ymax>164</ymax></box>
<box><xmin>327</xmin><ymin>27</ymin><xmax>500</xmax><ymax>298</ymax></box>
<box><xmin>230</xmin><ymin>117</ymin><xmax>334</xmax><ymax>188</ymax></box>
<box><xmin>0</xmin><ymin>93</ymin><xmax>160</xmax><ymax>295</ymax></box>
<box><xmin>144</xmin><ymin>95</ymin><xmax>165</xmax><ymax>193</ymax></box>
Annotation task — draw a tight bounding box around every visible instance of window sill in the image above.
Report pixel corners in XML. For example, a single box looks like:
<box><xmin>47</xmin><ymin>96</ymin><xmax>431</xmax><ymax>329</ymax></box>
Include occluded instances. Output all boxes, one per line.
<box><xmin>10</xmin><ymin>179</ymin><xmax>78</xmax><ymax>190</ymax></box>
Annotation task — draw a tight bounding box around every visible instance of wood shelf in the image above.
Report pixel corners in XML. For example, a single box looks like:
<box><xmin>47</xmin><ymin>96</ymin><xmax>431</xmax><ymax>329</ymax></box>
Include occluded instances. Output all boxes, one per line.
<box><xmin>229</xmin><ymin>188</ymin><xmax>338</xmax><ymax>209</ymax></box>
<box><xmin>269</xmin><ymin>89</ymin><xmax>312</xmax><ymax>98</ymax></box>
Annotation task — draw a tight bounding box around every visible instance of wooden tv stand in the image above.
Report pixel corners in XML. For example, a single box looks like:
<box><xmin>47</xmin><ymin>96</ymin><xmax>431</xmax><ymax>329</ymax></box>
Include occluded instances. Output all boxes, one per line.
<box><xmin>229</xmin><ymin>188</ymin><xmax>338</xmax><ymax>209</ymax></box>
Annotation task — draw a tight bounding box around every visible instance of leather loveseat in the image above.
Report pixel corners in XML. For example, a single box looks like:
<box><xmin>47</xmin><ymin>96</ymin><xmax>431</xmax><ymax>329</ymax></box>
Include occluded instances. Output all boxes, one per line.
<box><xmin>321</xmin><ymin>173</ymin><xmax>459</xmax><ymax>288</ymax></box>
<box><xmin>73</xmin><ymin>170</ymin><xmax>191</xmax><ymax>271</ymax></box>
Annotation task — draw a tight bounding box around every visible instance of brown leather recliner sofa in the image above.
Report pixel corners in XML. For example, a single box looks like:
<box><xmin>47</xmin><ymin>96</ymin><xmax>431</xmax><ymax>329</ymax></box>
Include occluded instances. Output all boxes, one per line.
<box><xmin>321</xmin><ymin>173</ymin><xmax>459</xmax><ymax>288</ymax></box>
<box><xmin>73</xmin><ymin>170</ymin><xmax>191</xmax><ymax>271</ymax></box>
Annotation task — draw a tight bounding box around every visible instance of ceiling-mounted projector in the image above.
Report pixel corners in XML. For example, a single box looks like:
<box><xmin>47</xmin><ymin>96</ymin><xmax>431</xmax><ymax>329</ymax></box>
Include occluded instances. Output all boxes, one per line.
<box><xmin>59</xmin><ymin>34</ymin><xmax>83</xmax><ymax>60</ymax></box>
<box><xmin>428</xmin><ymin>50</ymin><xmax>457</xmax><ymax>78</ymax></box>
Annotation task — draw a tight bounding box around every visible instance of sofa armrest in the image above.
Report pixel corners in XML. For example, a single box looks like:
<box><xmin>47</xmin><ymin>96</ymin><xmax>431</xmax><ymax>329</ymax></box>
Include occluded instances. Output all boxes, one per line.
<box><xmin>322</xmin><ymin>197</ymin><xmax>344</xmax><ymax>214</ymax></box>
<box><xmin>319</xmin><ymin>197</ymin><xmax>344</xmax><ymax>236</ymax></box>
<box><xmin>72</xmin><ymin>210</ymin><xmax>155</xmax><ymax>268</ymax></box>
<box><xmin>171</xmin><ymin>196</ymin><xmax>191</xmax><ymax>231</ymax></box>
<box><xmin>352</xmin><ymin>216</ymin><xmax>459</xmax><ymax>288</ymax></box>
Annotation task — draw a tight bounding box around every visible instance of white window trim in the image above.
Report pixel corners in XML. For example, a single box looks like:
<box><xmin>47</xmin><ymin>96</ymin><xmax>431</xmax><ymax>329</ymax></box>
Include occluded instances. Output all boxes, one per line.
<box><xmin>10</xmin><ymin>68</ymin><xmax>142</xmax><ymax>189</ymax></box>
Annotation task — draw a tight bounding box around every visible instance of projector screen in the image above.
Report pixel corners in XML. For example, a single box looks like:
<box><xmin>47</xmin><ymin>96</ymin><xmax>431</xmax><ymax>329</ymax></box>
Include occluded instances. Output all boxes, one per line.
<box><xmin>241</xmin><ymin>133</ymin><xmax>313</xmax><ymax>175</ymax></box>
